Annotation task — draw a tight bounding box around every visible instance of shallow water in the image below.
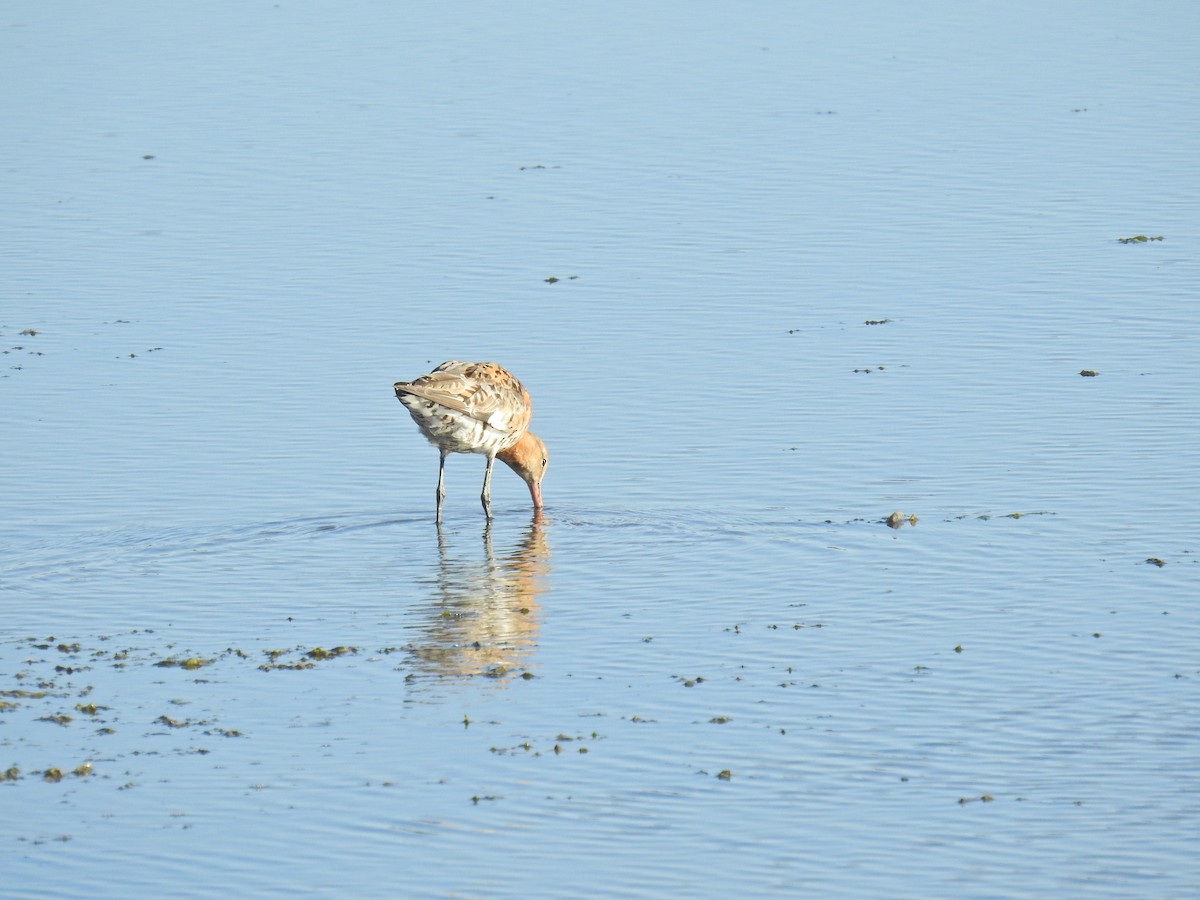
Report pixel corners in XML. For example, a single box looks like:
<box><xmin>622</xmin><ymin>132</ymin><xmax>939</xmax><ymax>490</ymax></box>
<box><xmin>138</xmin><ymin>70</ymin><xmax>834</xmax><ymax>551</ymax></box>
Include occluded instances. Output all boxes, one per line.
<box><xmin>3</xmin><ymin>1</ymin><xmax>1199</xmax><ymax>897</ymax></box>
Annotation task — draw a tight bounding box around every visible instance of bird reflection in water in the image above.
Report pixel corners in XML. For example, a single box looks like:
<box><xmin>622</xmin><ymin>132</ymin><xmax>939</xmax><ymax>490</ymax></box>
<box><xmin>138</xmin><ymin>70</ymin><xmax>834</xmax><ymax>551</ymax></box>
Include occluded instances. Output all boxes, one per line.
<box><xmin>406</xmin><ymin>511</ymin><xmax>550</xmax><ymax>684</ymax></box>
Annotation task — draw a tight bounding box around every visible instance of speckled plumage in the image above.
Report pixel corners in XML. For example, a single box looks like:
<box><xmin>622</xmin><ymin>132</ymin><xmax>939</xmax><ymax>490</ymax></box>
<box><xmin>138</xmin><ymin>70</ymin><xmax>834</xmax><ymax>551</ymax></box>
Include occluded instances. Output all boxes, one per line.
<box><xmin>394</xmin><ymin>361</ymin><xmax>532</xmax><ymax>456</ymax></box>
<box><xmin>394</xmin><ymin>361</ymin><xmax>547</xmax><ymax>522</ymax></box>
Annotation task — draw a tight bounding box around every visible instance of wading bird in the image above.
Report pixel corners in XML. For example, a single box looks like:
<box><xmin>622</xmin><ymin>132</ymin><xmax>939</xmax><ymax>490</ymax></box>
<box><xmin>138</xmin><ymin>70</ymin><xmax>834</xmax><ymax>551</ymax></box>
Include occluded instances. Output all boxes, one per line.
<box><xmin>394</xmin><ymin>361</ymin><xmax>547</xmax><ymax>523</ymax></box>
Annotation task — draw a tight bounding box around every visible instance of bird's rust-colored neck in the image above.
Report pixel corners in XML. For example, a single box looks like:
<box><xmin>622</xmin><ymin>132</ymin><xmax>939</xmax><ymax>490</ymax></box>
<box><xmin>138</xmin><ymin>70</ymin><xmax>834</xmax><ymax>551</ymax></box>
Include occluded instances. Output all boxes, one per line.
<box><xmin>497</xmin><ymin>431</ymin><xmax>547</xmax><ymax>509</ymax></box>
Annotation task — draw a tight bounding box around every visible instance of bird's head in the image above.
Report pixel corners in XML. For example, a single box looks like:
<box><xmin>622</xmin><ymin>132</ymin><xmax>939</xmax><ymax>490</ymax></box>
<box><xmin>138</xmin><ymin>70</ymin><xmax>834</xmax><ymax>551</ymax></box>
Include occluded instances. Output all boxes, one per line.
<box><xmin>497</xmin><ymin>432</ymin><xmax>548</xmax><ymax>509</ymax></box>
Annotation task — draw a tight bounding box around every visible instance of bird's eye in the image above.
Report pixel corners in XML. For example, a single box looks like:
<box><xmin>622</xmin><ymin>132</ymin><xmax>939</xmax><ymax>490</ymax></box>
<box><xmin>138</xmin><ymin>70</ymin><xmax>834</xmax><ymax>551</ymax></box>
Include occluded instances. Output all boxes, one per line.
<box><xmin>541</xmin><ymin>458</ymin><xmax>548</xmax><ymax>468</ymax></box>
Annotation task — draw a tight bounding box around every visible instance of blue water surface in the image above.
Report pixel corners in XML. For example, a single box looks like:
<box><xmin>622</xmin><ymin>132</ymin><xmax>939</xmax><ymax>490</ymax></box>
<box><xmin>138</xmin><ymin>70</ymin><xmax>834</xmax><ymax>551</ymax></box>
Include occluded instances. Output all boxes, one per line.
<box><xmin>2</xmin><ymin>2</ymin><xmax>1198</xmax><ymax>897</ymax></box>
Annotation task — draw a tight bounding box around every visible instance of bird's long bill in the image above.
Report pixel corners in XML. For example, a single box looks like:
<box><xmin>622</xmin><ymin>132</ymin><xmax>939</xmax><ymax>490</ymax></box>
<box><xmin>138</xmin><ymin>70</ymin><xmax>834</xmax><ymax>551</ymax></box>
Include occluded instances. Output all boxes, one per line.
<box><xmin>529</xmin><ymin>479</ymin><xmax>543</xmax><ymax>509</ymax></box>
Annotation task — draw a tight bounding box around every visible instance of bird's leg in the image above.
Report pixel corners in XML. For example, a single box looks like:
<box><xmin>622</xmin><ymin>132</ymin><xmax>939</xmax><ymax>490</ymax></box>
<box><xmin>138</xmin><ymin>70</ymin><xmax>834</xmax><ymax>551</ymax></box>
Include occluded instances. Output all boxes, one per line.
<box><xmin>436</xmin><ymin>450</ymin><xmax>448</xmax><ymax>524</ymax></box>
<box><xmin>481</xmin><ymin>454</ymin><xmax>496</xmax><ymax>519</ymax></box>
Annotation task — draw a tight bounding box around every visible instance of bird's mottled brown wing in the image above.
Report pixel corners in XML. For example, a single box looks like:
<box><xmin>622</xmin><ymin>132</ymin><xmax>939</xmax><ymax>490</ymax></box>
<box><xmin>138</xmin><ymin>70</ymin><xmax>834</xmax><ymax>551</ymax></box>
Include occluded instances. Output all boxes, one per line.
<box><xmin>396</xmin><ymin>361</ymin><xmax>531</xmax><ymax>435</ymax></box>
